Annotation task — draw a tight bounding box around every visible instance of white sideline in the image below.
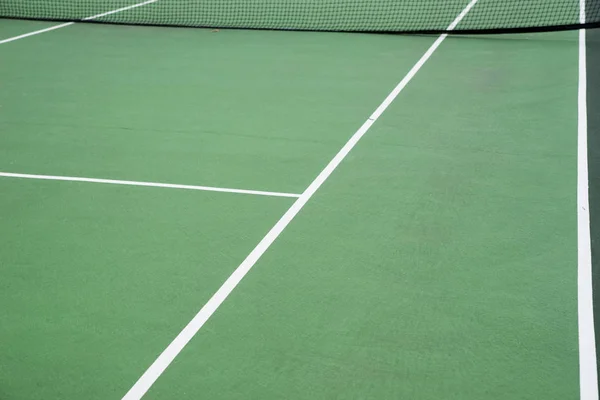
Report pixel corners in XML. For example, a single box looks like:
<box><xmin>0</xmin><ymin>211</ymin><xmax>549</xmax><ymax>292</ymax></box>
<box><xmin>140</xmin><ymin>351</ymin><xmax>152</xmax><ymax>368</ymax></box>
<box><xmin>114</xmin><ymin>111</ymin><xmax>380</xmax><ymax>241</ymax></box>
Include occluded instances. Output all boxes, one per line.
<box><xmin>578</xmin><ymin>1</ymin><xmax>599</xmax><ymax>399</ymax></box>
<box><xmin>0</xmin><ymin>172</ymin><xmax>300</xmax><ymax>198</ymax></box>
<box><xmin>120</xmin><ymin>1</ymin><xmax>481</xmax><ymax>399</ymax></box>
<box><xmin>0</xmin><ymin>0</ymin><xmax>159</xmax><ymax>45</ymax></box>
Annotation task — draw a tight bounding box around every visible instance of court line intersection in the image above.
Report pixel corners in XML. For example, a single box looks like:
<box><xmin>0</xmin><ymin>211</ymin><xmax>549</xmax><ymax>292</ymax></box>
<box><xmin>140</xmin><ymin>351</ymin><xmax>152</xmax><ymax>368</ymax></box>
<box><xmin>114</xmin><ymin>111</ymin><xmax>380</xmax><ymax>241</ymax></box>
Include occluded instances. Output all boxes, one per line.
<box><xmin>121</xmin><ymin>1</ymin><xmax>482</xmax><ymax>398</ymax></box>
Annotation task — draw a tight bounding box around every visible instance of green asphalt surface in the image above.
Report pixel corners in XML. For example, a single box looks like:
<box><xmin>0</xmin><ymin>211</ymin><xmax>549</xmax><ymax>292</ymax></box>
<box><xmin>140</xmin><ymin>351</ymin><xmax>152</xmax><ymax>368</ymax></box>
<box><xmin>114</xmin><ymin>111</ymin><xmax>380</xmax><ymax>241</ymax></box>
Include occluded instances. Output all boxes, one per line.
<box><xmin>0</xmin><ymin>16</ymin><xmax>589</xmax><ymax>400</ymax></box>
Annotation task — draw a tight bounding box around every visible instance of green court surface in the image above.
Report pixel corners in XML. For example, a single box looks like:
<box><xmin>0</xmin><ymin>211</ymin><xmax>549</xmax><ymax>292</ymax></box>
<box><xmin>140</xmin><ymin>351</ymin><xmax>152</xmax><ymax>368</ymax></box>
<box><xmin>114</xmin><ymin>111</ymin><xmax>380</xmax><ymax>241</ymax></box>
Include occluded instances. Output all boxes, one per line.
<box><xmin>0</xmin><ymin>14</ymin><xmax>590</xmax><ymax>400</ymax></box>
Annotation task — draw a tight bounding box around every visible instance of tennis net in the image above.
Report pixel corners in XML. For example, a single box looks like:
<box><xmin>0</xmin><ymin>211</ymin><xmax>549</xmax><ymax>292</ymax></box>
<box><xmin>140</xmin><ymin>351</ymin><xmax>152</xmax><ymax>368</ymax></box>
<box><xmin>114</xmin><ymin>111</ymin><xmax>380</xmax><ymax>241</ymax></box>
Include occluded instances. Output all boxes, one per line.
<box><xmin>1</xmin><ymin>0</ymin><xmax>599</xmax><ymax>34</ymax></box>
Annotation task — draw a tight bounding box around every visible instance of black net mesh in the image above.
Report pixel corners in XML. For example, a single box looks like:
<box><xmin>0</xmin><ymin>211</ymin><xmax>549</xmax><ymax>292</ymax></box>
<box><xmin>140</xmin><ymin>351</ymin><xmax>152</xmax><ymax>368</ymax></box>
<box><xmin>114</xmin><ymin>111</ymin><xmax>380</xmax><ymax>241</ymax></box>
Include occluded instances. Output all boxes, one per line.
<box><xmin>1</xmin><ymin>0</ymin><xmax>599</xmax><ymax>33</ymax></box>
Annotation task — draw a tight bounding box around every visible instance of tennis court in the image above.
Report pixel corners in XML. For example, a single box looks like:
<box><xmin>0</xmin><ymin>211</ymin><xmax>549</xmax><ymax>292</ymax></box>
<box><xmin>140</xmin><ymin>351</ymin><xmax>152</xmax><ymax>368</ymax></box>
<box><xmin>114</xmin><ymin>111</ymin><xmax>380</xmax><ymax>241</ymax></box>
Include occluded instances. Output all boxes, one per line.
<box><xmin>1</xmin><ymin>1</ymin><xmax>599</xmax><ymax>399</ymax></box>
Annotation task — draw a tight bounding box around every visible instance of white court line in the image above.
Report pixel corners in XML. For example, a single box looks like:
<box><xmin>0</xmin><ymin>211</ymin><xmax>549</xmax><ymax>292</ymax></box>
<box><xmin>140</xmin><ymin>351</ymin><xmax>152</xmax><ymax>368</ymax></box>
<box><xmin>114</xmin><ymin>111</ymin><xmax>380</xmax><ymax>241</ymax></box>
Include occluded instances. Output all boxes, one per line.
<box><xmin>0</xmin><ymin>22</ymin><xmax>75</xmax><ymax>45</ymax></box>
<box><xmin>82</xmin><ymin>0</ymin><xmax>159</xmax><ymax>20</ymax></box>
<box><xmin>121</xmin><ymin>1</ymin><xmax>480</xmax><ymax>399</ymax></box>
<box><xmin>0</xmin><ymin>0</ymin><xmax>159</xmax><ymax>45</ymax></box>
<box><xmin>578</xmin><ymin>1</ymin><xmax>599</xmax><ymax>398</ymax></box>
<box><xmin>0</xmin><ymin>172</ymin><xmax>300</xmax><ymax>198</ymax></box>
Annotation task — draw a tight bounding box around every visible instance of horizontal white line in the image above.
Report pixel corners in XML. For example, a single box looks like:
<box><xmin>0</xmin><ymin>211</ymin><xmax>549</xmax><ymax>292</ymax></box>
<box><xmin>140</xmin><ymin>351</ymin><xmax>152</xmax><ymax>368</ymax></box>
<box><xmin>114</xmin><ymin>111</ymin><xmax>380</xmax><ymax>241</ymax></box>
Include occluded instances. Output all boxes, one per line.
<box><xmin>0</xmin><ymin>172</ymin><xmax>300</xmax><ymax>198</ymax></box>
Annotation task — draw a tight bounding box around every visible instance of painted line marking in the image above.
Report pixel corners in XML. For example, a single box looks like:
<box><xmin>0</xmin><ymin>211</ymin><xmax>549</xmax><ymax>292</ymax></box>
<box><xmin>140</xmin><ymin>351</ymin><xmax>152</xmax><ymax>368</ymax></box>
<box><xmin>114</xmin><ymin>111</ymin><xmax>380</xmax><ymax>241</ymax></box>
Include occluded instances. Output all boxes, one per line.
<box><xmin>120</xmin><ymin>1</ymin><xmax>480</xmax><ymax>399</ymax></box>
<box><xmin>82</xmin><ymin>0</ymin><xmax>159</xmax><ymax>20</ymax></box>
<box><xmin>0</xmin><ymin>172</ymin><xmax>300</xmax><ymax>198</ymax></box>
<box><xmin>0</xmin><ymin>22</ymin><xmax>75</xmax><ymax>44</ymax></box>
<box><xmin>578</xmin><ymin>1</ymin><xmax>599</xmax><ymax>398</ymax></box>
<box><xmin>0</xmin><ymin>0</ymin><xmax>159</xmax><ymax>45</ymax></box>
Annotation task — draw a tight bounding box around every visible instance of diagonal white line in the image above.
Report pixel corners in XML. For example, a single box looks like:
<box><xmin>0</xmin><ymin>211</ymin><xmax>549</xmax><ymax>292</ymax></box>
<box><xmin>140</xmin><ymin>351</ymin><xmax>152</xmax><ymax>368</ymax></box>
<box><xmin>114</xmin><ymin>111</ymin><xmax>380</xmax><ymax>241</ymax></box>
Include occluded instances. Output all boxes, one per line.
<box><xmin>120</xmin><ymin>1</ymin><xmax>480</xmax><ymax>399</ymax></box>
<box><xmin>0</xmin><ymin>172</ymin><xmax>300</xmax><ymax>198</ymax></box>
<box><xmin>0</xmin><ymin>0</ymin><xmax>159</xmax><ymax>45</ymax></box>
<box><xmin>0</xmin><ymin>22</ymin><xmax>74</xmax><ymax>45</ymax></box>
<box><xmin>82</xmin><ymin>0</ymin><xmax>159</xmax><ymax>20</ymax></box>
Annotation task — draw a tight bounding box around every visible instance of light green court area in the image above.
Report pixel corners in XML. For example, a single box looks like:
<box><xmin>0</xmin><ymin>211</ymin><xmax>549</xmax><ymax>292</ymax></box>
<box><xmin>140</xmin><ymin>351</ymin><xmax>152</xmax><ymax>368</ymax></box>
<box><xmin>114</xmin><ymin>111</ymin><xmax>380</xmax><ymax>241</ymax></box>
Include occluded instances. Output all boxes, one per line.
<box><xmin>0</xmin><ymin>22</ymin><xmax>435</xmax><ymax>193</ymax></box>
<box><xmin>0</xmin><ymin>19</ymin><xmax>581</xmax><ymax>400</ymax></box>
<box><xmin>142</xmin><ymin>31</ymin><xmax>580</xmax><ymax>400</ymax></box>
<box><xmin>0</xmin><ymin>179</ymin><xmax>293</xmax><ymax>398</ymax></box>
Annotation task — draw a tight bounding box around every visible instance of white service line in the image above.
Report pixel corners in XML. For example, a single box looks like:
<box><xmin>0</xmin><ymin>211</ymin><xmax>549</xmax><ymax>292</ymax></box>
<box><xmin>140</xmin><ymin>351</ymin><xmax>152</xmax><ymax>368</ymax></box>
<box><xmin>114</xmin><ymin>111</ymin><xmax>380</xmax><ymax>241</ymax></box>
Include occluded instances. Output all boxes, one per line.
<box><xmin>0</xmin><ymin>172</ymin><xmax>300</xmax><ymax>198</ymax></box>
<box><xmin>120</xmin><ymin>1</ymin><xmax>480</xmax><ymax>399</ymax></box>
<box><xmin>0</xmin><ymin>0</ymin><xmax>159</xmax><ymax>45</ymax></box>
<box><xmin>577</xmin><ymin>0</ymin><xmax>599</xmax><ymax>397</ymax></box>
